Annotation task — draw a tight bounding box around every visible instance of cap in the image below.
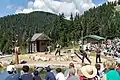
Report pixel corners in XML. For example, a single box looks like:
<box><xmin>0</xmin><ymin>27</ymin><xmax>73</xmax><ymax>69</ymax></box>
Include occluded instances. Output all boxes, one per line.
<box><xmin>6</xmin><ymin>65</ymin><xmax>15</xmax><ymax>72</ymax></box>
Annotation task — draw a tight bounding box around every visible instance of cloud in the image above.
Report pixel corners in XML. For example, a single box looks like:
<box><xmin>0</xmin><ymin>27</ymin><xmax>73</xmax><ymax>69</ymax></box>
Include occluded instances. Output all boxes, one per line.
<box><xmin>15</xmin><ymin>0</ymin><xmax>95</xmax><ymax>18</ymax></box>
<box><xmin>7</xmin><ymin>4</ymin><xmax>23</xmax><ymax>10</ymax></box>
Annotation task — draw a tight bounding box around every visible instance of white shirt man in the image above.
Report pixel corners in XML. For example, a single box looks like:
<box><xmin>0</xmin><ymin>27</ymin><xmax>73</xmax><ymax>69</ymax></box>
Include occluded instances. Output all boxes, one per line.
<box><xmin>56</xmin><ymin>68</ymin><xmax>65</xmax><ymax>80</ymax></box>
<box><xmin>56</xmin><ymin>72</ymin><xmax>65</xmax><ymax>80</ymax></box>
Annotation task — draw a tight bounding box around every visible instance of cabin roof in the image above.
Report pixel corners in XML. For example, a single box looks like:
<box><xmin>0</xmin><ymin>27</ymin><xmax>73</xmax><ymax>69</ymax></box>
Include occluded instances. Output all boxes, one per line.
<box><xmin>31</xmin><ymin>33</ymin><xmax>51</xmax><ymax>41</ymax></box>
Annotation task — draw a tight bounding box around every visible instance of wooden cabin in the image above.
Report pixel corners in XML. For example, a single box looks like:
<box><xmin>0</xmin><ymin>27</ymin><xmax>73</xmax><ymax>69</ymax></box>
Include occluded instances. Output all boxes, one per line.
<box><xmin>28</xmin><ymin>33</ymin><xmax>51</xmax><ymax>53</ymax></box>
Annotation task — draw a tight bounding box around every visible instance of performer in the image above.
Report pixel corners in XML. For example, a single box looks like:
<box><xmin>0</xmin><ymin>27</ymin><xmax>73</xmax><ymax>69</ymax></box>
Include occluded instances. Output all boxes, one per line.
<box><xmin>96</xmin><ymin>46</ymin><xmax>102</xmax><ymax>63</ymax></box>
<box><xmin>55</xmin><ymin>44</ymin><xmax>61</xmax><ymax>56</ymax></box>
<box><xmin>79</xmin><ymin>46</ymin><xmax>91</xmax><ymax>64</ymax></box>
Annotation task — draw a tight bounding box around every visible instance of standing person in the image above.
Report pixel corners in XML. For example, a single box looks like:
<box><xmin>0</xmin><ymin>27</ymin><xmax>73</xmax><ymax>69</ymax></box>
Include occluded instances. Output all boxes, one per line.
<box><xmin>33</xmin><ymin>70</ymin><xmax>42</xmax><ymax>80</ymax></box>
<box><xmin>45</xmin><ymin>66</ymin><xmax>56</xmax><ymax>80</ymax></box>
<box><xmin>79</xmin><ymin>46</ymin><xmax>91</xmax><ymax>64</ymax></box>
<box><xmin>19</xmin><ymin>65</ymin><xmax>34</xmax><ymax>80</ymax></box>
<box><xmin>5</xmin><ymin>65</ymin><xmax>20</xmax><ymax>80</ymax></box>
<box><xmin>55</xmin><ymin>44</ymin><xmax>61</xmax><ymax>56</ymax></box>
<box><xmin>56</xmin><ymin>68</ymin><xmax>65</xmax><ymax>80</ymax></box>
<box><xmin>47</xmin><ymin>45</ymin><xmax>51</xmax><ymax>54</ymax></box>
<box><xmin>96</xmin><ymin>47</ymin><xmax>102</xmax><ymax>63</ymax></box>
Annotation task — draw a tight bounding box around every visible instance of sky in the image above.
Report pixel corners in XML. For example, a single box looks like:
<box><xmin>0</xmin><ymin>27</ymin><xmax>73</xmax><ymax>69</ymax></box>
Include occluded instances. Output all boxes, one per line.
<box><xmin>0</xmin><ymin>0</ymin><xmax>116</xmax><ymax>18</ymax></box>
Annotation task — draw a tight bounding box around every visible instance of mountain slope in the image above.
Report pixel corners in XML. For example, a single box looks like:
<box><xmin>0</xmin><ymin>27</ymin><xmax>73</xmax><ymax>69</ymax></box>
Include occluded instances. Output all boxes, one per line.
<box><xmin>0</xmin><ymin>11</ymin><xmax>59</xmax><ymax>53</ymax></box>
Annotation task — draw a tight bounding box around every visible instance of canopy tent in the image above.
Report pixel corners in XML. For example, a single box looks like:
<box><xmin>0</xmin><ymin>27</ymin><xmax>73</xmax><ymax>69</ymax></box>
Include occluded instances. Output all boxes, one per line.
<box><xmin>83</xmin><ymin>35</ymin><xmax>105</xmax><ymax>41</ymax></box>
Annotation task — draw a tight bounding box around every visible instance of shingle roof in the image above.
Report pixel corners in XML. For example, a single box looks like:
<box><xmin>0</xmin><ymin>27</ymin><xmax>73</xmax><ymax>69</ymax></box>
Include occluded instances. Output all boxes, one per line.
<box><xmin>31</xmin><ymin>33</ymin><xmax>51</xmax><ymax>41</ymax></box>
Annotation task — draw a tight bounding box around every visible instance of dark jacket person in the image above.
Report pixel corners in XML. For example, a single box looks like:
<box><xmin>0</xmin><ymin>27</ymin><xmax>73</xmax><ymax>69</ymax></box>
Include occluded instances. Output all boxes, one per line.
<box><xmin>19</xmin><ymin>65</ymin><xmax>34</xmax><ymax>80</ymax></box>
<box><xmin>45</xmin><ymin>66</ymin><xmax>56</xmax><ymax>80</ymax></box>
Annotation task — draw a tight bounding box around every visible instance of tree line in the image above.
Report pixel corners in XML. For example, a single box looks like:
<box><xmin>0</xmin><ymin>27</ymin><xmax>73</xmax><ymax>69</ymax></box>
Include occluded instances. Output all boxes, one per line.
<box><xmin>0</xmin><ymin>2</ymin><xmax>120</xmax><ymax>54</ymax></box>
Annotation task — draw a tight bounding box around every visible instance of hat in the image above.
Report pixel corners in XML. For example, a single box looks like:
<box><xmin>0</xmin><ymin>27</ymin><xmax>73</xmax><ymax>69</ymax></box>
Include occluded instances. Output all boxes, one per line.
<box><xmin>6</xmin><ymin>65</ymin><xmax>15</xmax><ymax>72</ymax></box>
<box><xmin>116</xmin><ymin>58</ymin><xmax>120</xmax><ymax>64</ymax></box>
<box><xmin>36</xmin><ymin>67</ymin><xmax>44</xmax><ymax>73</ymax></box>
<box><xmin>80</xmin><ymin>65</ymin><xmax>97</xmax><ymax>78</ymax></box>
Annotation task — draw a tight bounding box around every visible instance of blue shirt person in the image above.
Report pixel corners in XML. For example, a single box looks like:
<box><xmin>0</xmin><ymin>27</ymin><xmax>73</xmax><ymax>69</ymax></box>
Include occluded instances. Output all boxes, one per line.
<box><xmin>19</xmin><ymin>65</ymin><xmax>34</xmax><ymax>80</ymax></box>
<box><xmin>45</xmin><ymin>66</ymin><xmax>56</xmax><ymax>80</ymax></box>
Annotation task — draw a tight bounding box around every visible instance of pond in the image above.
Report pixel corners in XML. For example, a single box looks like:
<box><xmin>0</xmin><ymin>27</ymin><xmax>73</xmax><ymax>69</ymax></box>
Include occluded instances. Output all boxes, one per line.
<box><xmin>0</xmin><ymin>67</ymin><xmax>67</xmax><ymax>80</ymax></box>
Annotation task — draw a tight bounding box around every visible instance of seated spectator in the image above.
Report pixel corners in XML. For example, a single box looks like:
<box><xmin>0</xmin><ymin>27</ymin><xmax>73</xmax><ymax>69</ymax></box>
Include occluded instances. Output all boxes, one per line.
<box><xmin>19</xmin><ymin>65</ymin><xmax>34</xmax><ymax>80</ymax></box>
<box><xmin>100</xmin><ymin>61</ymin><xmax>108</xmax><ymax>78</ymax></box>
<box><xmin>56</xmin><ymin>68</ymin><xmax>65</xmax><ymax>80</ymax></box>
<box><xmin>80</xmin><ymin>65</ymin><xmax>97</xmax><ymax>80</ymax></box>
<box><xmin>95</xmin><ymin>63</ymin><xmax>102</xmax><ymax>78</ymax></box>
<box><xmin>77</xmin><ymin>69</ymin><xmax>86</xmax><ymax>80</ymax></box>
<box><xmin>64</xmin><ymin>63</ymin><xmax>75</xmax><ymax>79</ymax></box>
<box><xmin>33</xmin><ymin>70</ymin><xmax>42</xmax><ymax>80</ymax></box>
<box><xmin>5</xmin><ymin>65</ymin><xmax>20</xmax><ymax>80</ymax></box>
<box><xmin>67</xmin><ymin>68</ymin><xmax>79</xmax><ymax>80</ymax></box>
<box><xmin>102</xmin><ymin>61</ymin><xmax>120</xmax><ymax>80</ymax></box>
<box><xmin>45</xmin><ymin>66</ymin><xmax>56</xmax><ymax>80</ymax></box>
<box><xmin>116</xmin><ymin>58</ymin><xmax>120</xmax><ymax>75</ymax></box>
<box><xmin>35</xmin><ymin>66</ymin><xmax>44</xmax><ymax>73</ymax></box>
<box><xmin>20</xmin><ymin>60</ymin><xmax>27</xmax><ymax>64</ymax></box>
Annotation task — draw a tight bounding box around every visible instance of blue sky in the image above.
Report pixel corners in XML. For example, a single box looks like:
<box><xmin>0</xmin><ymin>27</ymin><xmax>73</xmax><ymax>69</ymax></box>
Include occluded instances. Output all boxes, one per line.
<box><xmin>92</xmin><ymin>0</ymin><xmax>107</xmax><ymax>5</ymax></box>
<box><xmin>0</xmin><ymin>0</ymin><xmax>107</xmax><ymax>17</ymax></box>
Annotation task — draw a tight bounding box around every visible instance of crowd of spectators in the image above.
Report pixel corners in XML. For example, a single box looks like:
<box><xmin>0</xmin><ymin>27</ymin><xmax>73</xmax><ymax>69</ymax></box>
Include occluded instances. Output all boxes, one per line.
<box><xmin>4</xmin><ymin>59</ymin><xmax>120</xmax><ymax>80</ymax></box>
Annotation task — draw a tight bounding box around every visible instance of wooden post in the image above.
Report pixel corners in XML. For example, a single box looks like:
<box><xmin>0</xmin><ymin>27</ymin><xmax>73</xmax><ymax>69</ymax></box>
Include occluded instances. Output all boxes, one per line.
<box><xmin>81</xmin><ymin>30</ymin><xmax>84</xmax><ymax>49</ymax></box>
<box><xmin>34</xmin><ymin>42</ymin><xmax>35</xmax><ymax>52</ymax></box>
<box><xmin>15</xmin><ymin>46</ymin><xmax>20</xmax><ymax>64</ymax></box>
<box><xmin>15</xmin><ymin>52</ymin><xmax>19</xmax><ymax>64</ymax></box>
<box><xmin>30</xmin><ymin>42</ymin><xmax>32</xmax><ymax>53</ymax></box>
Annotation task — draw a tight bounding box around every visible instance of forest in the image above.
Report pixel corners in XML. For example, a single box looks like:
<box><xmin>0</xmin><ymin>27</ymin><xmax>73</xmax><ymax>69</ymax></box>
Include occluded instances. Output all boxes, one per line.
<box><xmin>0</xmin><ymin>2</ymin><xmax>120</xmax><ymax>54</ymax></box>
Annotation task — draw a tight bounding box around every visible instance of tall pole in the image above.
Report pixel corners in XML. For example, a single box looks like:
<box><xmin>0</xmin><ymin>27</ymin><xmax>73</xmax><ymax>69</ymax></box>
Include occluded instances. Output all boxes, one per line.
<box><xmin>81</xmin><ymin>30</ymin><xmax>84</xmax><ymax>49</ymax></box>
<box><xmin>15</xmin><ymin>49</ymin><xmax>19</xmax><ymax>64</ymax></box>
<box><xmin>15</xmin><ymin>35</ymin><xmax>19</xmax><ymax>65</ymax></box>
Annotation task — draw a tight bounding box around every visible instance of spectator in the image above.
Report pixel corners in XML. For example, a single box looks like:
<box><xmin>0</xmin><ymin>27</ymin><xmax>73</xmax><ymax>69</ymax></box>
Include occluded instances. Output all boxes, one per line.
<box><xmin>95</xmin><ymin>63</ymin><xmax>102</xmax><ymax>79</ymax></box>
<box><xmin>67</xmin><ymin>68</ymin><xmax>79</xmax><ymax>80</ymax></box>
<box><xmin>33</xmin><ymin>70</ymin><xmax>42</xmax><ymax>80</ymax></box>
<box><xmin>64</xmin><ymin>63</ymin><xmax>75</xmax><ymax>79</ymax></box>
<box><xmin>102</xmin><ymin>61</ymin><xmax>120</xmax><ymax>80</ymax></box>
<box><xmin>36</xmin><ymin>67</ymin><xmax>44</xmax><ymax>74</ymax></box>
<box><xmin>102</xmin><ymin>61</ymin><xmax>108</xmax><ymax>74</ymax></box>
<box><xmin>19</xmin><ymin>65</ymin><xmax>34</xmax><ymax>80</ymax></box>
<box><xmin>80</xmin><ymin>65</ymin><xmax>97</xmax><ymax>80</ymax></box>
<box><xmin>116</xmin><ymin>58</ymin><xmax>120</xmax><ymax>75</ymax></box>
<box><xmin>95</xmin><ymin>64</ymin><xmax>101</xmax><ymax>77</ymax></box>
<box><xmin>45</xmin><ymin>66</ymin><xmax>56</xmax><ymax>80</ymax></box>
<box><xmin>5</xmin><ymin>65</ymin><xmax>20</xmax><ymax>80</ymax></box>
<box><xmin>56</xmin><ymin>68</ymin><xmax>65</xmax><ymax>80</ymax></box>
<box><xmin>77</xmin><ymin>68</ymin><xmax>86</xmax><ymax>80</ymax></box>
